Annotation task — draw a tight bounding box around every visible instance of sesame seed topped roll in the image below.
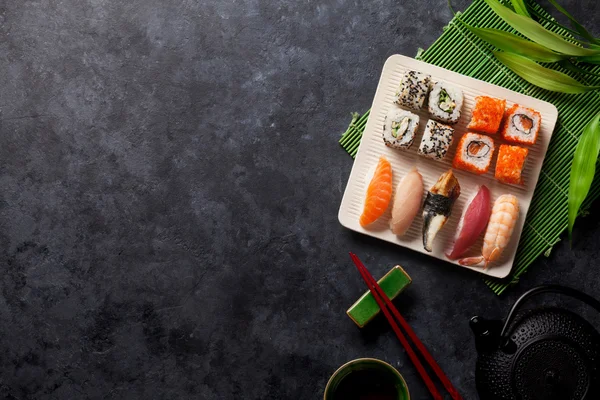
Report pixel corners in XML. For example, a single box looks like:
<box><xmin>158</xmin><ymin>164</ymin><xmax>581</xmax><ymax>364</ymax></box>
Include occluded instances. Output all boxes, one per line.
<box><xmin>418</xmin><ymin>119</ymin><xmax>454</xmax><ymax>161</ymax></box>
<box><xmin>394</xmin><ymin>70</ymin><xmax>431</xmax><ymax>110</ymax></box>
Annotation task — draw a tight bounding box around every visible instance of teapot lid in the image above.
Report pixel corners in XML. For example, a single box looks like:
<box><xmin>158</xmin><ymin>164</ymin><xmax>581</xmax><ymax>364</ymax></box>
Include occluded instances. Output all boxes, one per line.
<box><xmin>512</xmin><ymin>336</ymin><xmax>590</xmax><ymax>399</ymax></box>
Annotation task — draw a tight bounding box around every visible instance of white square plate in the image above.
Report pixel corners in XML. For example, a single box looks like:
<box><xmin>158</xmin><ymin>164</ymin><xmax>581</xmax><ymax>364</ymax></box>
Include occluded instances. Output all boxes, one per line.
<box><xmin>338</xmin><ymin>55</ymin><xmax>558</xmax><ymax>278</ymax></box>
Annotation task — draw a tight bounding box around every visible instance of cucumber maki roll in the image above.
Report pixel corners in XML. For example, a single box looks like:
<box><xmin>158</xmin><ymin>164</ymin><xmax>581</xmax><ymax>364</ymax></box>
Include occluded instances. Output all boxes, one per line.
<box><xmin>394</xmin><ymin>70</ymin><xmax>431</xmax><ymax>110</ymax></box>
<box><xmin>382</xmin><ymin>108</ymin><xmax>419</xmax><ymax>150</ymax></box>
<box><xmin>428</xmin><ymin>81</ymin><xmax>464</xmax><ymax>124</ymax></box>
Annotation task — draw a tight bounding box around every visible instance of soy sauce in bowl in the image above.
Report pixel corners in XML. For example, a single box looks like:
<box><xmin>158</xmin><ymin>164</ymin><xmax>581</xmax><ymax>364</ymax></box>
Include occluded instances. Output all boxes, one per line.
<box><xmin>333</xmin><ymin>368</ymin><xmax>399</xmax><ymax>400</ymax></box>
<box><xmin>324</xmin><ymin>358</ymin><xmax>409</xmax><ymax>400</ymax></box>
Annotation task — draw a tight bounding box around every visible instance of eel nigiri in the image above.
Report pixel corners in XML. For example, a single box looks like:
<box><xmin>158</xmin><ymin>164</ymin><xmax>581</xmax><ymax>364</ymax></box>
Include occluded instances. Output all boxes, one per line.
<box><xmin>390</xmin><ymin>167</ymin><xmax>424</xmax><ymax>235</ymax></box>
<box><xmin>459</xmin><ymin>194</ymin><xmax>519</xmax><ymax>269</ymax></box>
<box><xmin>446</xmin><ymin>185</ymin><xmax>491</xmax><ymax>260</ymax></box>
<box><xmin>360</xmin><ymin>156</ymin><xmax>393</xmax><ymax>227</ymax></box>
<box><xmin>422</xmin><ymin>169</ymin><xmax>461</xmax><ymax>252</ymax></box>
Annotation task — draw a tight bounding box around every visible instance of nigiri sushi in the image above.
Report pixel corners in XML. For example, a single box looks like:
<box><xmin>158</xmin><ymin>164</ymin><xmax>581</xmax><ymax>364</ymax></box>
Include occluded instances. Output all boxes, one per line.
<box><xmin>446</xmin><ymin>185</ymin><xmax>491</xmax><ymax>260</ymax></box>
<box><xmin>422</xmin><ymin>169</ymin><xmax>461</xmax><ymax>252</ymax></box>
<box><xmin>359</xmin><ymin>156</ymin><xmax>393</xmax><ymax>227</ymax></box>
<box><xmin>459</xmin><ymin>194</ymin><xmax>519</xmax><ymax>269</ymax></box>
<box><xmin>390</xmin><ymin>167</ymin><xmax>424</xmax><ymax>236</ymax></box>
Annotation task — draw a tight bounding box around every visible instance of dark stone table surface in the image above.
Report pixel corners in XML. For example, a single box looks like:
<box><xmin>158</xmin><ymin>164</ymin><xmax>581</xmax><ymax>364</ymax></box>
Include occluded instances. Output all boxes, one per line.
<box><xmin>1</xmin><ymin>0</ymin><xmax>599</xmax><ymax>399</ymax></box>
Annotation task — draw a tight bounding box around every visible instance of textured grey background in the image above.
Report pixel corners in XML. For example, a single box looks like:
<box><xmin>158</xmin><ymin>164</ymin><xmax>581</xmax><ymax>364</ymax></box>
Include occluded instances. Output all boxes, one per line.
<box><xmin>0</xmin><ymin>0</ymin><xmax>599</xmax><ymax>399</ymax></box>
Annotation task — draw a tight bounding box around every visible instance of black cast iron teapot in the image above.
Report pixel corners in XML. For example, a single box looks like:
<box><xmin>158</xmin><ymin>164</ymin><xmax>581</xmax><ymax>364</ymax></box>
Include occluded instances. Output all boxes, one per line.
<box><xmin>471</xmin><ymin>285</ymin><xmax>600</xmax><ymax>400</ymax></box>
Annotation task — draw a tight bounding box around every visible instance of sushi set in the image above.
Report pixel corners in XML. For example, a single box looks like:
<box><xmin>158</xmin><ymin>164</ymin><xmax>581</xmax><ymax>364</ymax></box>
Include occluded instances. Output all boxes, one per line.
<box><xmin>338</xmin><ymin>55</ymin><xmax>558</xmax><ymax>278</ymax></box>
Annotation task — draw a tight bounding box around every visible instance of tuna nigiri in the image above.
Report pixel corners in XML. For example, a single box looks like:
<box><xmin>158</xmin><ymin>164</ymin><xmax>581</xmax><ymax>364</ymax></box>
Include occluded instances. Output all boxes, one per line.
<box><xmin>446</xmin><ymin>185</ymin><xmax>491</xmax><ymax>260</ymax></box>
<box><xmin>422</xmin><ymin>169</ymin><xmax>461</xmax><ymax>252</ymax></box>
<box><xmin>359</xmin><ymin>156</ymin><xmax>393</xmax><ymax>227</ymax></box>
<box><xmin>390</xmin><ymin>167</ymin><xmax>423</xmax><ymax>235</ymax></box>
<box><xmin>459</xmin><ymin>194</ymin><xmax>519</xmax><ymax>269</ymax></box>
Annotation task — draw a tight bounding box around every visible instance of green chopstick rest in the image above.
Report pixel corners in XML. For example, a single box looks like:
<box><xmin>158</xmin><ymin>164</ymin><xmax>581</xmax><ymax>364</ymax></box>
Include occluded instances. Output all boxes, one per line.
<box><xmin>347</xmin><ymin>265</ymin><xmax>412</xmax><ymax>328</ymax></box>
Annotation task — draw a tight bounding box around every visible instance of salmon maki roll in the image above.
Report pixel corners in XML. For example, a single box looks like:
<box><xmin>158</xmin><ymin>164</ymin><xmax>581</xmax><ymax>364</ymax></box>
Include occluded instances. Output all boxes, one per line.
<box><xmin>501</xmin><ymin>104</ymin><xmax>541</xmax><ymax>145</ymax></box>
<box><xmin>495</xmin><ymin>145</ymin><xmax>528</xmax><ymax>185</ymax></box>
<box><xmin>453</xmin><ymin>133</ymin><xmax>495</xmax><ymax>175</ymax></box>
<box><xmin>360</xmin><ymin>156</ymin><xmax>393</xmax><ymax>227</ymax></box>
<box><xmin>467</xmin><ymin>96</ymin><xmax>506</xmax><ymax>135</ymax></box>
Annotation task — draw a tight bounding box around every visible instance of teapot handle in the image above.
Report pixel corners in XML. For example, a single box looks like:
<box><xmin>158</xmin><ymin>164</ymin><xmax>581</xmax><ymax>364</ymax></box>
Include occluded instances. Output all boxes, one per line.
<box><xmin>500</xmin><ymin>284</ymin><xmax>600</xmax><ymax>342</ymax></box>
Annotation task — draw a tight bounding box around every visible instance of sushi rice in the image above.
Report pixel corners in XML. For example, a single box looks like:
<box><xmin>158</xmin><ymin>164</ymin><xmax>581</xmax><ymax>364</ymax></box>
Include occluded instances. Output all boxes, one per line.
<box><xmin>382</xmin><ymin>108</ymin><xmax>419</xmax><ymax>150</ymax></box>
<box><xmin>428</xmin><ymin>81</ymin><xmax>464</xmax><ymax>124</ymax></box>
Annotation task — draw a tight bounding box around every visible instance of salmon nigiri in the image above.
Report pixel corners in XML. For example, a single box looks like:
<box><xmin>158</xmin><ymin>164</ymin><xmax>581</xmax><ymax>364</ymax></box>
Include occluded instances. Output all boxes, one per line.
<box><xmin>360</xmin><ymin>156</ymin><xmax>393</xmax><ymax>227</ymax></box>
<box><xmin>390</xmin><ymin>167</ymin><xmax>423</xmax><ymax>235</ymax></box>
<box><xmin>446</xmin><ymin>185</ymin><xmax>491</xmax><ymax>260</ymax></box>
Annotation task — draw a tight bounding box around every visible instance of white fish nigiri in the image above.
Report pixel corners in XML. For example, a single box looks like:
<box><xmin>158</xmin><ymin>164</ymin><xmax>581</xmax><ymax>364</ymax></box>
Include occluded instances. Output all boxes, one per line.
<box><xmin>390</xmin><ymin>167</ymin><xmax>424</xmax><ymax>236</ymax></box>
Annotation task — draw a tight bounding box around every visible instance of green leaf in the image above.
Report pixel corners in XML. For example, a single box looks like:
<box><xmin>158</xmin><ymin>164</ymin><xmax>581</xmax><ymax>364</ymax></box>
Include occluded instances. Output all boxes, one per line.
<box><xmin>510</xmin><ymin>0</ymin><xmax>529</xmax><ymax>17</ymax></box>
<box><xmin>546</xmin><ymin>0</ymin><xmax>600</xmax><ymax>45</ymax></box>
<box><xmin>461</xmin><ymin>23</ymin><xmax>566</xmax><ymax>62</ymax></box>
<box><xmin>568</xmin><ymin>110</ymin><xmax>600</xmax><ymax>239</ymax></box>
<box><xmin>579</xmin><ymin>54</ymin><xmax>600</xmax><ymax>64</ymax></box>
<box><xmin>527</xmin><ymin>8</ymin><xmax>592</xmax><ymax>46</ymax></box>
<box><xmin>483</xmin><ymin>0</ymin><xmax>600</xmax><ymax>57</ymax></box>
<box><xmin>559</xmin><ymin>60</ymin><xmax>600</xmax><ymax>79</ymax></box>
<box><xmin>494</xmin><ymin>52</ymin><xmax>600</xmax><ymax>93</ymax></box>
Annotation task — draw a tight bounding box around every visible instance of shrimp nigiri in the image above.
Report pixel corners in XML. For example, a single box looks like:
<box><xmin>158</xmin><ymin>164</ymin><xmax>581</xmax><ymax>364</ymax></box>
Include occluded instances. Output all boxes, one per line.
<box><xmin>459</xmin><ymin>194</ymin><xmax>519</xmax><ymax>269</ymax></box>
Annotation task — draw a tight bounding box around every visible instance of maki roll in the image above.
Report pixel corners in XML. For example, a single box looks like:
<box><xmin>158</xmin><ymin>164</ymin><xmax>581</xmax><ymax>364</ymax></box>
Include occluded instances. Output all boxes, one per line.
<box><xmin>394</xmin><ymin>70</ymin><xmax>431</xmax><ymax>110</ymax></box>
<box><xmin>428</xmin><ymin>81</ymin><xmax>464</xmax><ymax>124</ymax></box>
<box><xmin>453</xmin><ymin>133</ymin><xmax>495</xmax><ymax>175</ymax></box>
<box><xmin>501</xmin><ymin>104</ymin><xmax>541</xmax><ymax>145</ymax></box>
<box><xmin>418</xmin><ymin>120</ymin><xmax>454</xmax><ymax>161</ymax></box>
<box><xmin>467</xmin><ymin>96</ymin><xmax>506</xmax><ymax>134</ymax></box>
<box><xmin>495</xmin><ymin>145</ymin><xmax>528</xmax><ymax>185</ymax></box>
<box><xmin>382</xmin><ymin>108</ymin><xmax>419</xmax><ymax>150</ymax></box>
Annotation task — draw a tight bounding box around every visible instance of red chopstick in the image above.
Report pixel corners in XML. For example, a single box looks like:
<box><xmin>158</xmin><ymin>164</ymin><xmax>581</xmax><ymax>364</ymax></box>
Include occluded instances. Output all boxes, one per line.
<box><xmin>350</xmin><ymin>252</ymin><xmax>462</xmax><ymax>400</ymax></box>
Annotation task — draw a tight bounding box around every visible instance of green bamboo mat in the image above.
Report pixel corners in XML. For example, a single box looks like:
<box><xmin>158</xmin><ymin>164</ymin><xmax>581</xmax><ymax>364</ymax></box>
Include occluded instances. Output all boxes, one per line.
<box><xmin>339</xmin><ymin>0</ymin><xmax>600</xmax><ymax>295</ymax></box>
